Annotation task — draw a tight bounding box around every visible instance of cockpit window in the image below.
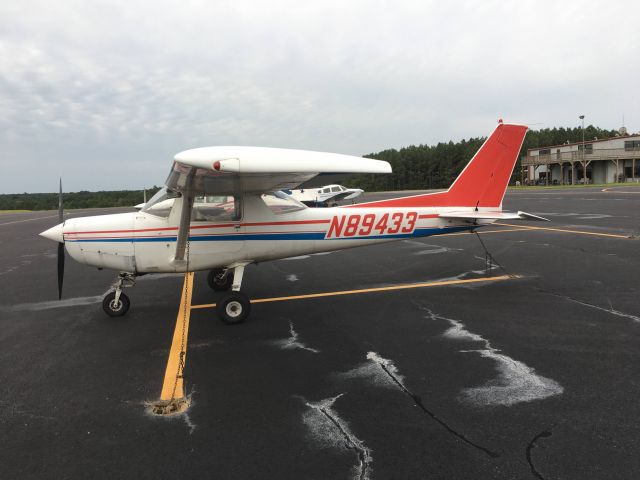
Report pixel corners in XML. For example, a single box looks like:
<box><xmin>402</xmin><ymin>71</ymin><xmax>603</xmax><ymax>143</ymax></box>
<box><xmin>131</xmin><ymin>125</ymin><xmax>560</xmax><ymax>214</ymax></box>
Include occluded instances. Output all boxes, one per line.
<box><xmin>331</xmin><ymin>186</ymin><xmax>341</xmax><ymax>192</ymax></box>
<box><xmin>261</xmin><ymin>192</ymin><xmax>306</xmax><ymax>214</ymax></box>
<box><xmin>143</xmin><ymin>188</ymin><xmax>241</xmax><ymax>221</ymax></box>
<box><xmin>193</xmin><ymin>195</ymin><xmax>241</xmax><ymax>221</ymax></box>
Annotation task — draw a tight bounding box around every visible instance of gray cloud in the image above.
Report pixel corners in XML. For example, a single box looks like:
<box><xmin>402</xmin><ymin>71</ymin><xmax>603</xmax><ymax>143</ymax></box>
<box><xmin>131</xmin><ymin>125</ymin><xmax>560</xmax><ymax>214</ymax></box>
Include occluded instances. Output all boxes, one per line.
<box><xmin>1</xmin><ymin>0</ymin><xmax>639</xmax><ymax>192</ymax></box>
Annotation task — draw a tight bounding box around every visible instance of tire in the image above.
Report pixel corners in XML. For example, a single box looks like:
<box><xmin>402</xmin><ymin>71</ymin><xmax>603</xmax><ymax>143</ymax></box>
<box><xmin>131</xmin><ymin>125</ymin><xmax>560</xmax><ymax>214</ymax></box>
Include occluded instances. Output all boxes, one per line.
<box><xmin>217</xmin><ymin>291</ymin><xmax>251</xmax><ymax>325</ymax></box>
<box><xmin>102</xmin><ymin>291</ymin><xmax>130</xmax><ymax>317</ymax></box>
<box><xmin>207</xmin><ymin>268</ymin><xmax>234</xmax><ymax>291</ymax></box>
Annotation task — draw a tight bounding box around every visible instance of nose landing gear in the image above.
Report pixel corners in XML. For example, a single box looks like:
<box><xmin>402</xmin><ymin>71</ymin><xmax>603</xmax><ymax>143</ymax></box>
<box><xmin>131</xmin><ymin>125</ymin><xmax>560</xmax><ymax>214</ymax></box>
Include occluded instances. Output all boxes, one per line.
<box><xmin>102</xmin><ymin>272</ymin><xmax>136</xmax><ymax>317</ymax></box>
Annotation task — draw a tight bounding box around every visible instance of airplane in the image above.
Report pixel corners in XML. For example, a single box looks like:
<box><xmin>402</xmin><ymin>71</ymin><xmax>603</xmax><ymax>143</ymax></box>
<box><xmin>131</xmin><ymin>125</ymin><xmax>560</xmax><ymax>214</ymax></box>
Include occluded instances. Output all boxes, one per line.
<box><xmin>283</xmin><ymin>184</ymin><xmax>363</xmax><ymax>207</ymax></box>
<box><xmin>40</xmin><ymin>121</ymin><xmax>546</xmax><ymax>324</ymax></box>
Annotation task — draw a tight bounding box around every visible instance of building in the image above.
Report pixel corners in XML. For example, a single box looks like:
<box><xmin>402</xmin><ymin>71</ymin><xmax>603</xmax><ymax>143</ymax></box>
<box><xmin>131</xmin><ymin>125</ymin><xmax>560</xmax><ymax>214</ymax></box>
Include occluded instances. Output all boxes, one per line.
<box><xmin>522</xmin><ymin>133</ymin><xmax>640</xmax><ymax>185</ymax></box>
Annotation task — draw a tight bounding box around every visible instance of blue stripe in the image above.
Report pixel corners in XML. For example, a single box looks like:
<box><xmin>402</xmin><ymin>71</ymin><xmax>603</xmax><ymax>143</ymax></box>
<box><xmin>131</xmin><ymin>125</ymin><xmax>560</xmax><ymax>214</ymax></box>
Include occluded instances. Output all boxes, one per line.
<box><xmin>69</xmin><ymin>237</ymin><xmax>177</xmax><ymax>243</ymax></box>
<box><xmin>190</xmin><ymin>232</ymin><xmax>327</xmax><ymax>241</ymax></box>
<box><xmin>67</xmin><ymin>226</ymin><xmax>473</xmax><ymax>243</ymax></box>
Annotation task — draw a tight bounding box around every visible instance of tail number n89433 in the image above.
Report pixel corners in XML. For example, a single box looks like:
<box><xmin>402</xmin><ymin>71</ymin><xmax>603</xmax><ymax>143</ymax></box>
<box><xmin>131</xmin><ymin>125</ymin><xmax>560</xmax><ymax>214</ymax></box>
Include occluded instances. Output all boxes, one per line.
<box><xmin>326</xmin><ymin>212</ymin><xmax>418</xmax><ymax>239</ymax></box>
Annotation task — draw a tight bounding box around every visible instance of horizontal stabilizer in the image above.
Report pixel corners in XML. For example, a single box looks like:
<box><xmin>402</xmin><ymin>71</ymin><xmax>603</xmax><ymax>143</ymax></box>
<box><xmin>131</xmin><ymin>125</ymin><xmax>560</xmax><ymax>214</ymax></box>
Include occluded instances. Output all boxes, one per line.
<box><xmin>439</xmin><ymin>211</ymin><xmax>549</xmax><ymax>221</ymax></box>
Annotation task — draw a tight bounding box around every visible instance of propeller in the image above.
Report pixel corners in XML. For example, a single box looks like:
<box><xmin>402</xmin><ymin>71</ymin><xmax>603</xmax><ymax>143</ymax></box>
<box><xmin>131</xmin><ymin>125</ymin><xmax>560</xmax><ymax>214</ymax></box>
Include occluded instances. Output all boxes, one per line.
<box><xmin>57</xmin><ymin>178</ymin><xmax>65</xmax><ymax>300</ymax></box>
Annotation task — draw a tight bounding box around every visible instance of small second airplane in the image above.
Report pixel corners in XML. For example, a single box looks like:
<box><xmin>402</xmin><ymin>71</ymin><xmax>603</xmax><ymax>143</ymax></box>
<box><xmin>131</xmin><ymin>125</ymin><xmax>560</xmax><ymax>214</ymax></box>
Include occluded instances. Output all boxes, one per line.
<box><xmin>284</xmin><ymin>184</ymin><xmax>363</xmax><ymax>207</ymax></box>
<box><xmin>40</xmin><ymin>121</ymin><xmax>545</xmax><ymax>324</ymax></box>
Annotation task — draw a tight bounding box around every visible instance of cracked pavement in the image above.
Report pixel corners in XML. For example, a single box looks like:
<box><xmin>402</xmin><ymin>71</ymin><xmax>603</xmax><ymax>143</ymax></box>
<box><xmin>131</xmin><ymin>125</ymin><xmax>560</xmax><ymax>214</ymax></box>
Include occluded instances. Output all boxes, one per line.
<box><xmin>1</xmin><ymin>188</ymin><xmax>640</xmax><ymax>479</ymax></box>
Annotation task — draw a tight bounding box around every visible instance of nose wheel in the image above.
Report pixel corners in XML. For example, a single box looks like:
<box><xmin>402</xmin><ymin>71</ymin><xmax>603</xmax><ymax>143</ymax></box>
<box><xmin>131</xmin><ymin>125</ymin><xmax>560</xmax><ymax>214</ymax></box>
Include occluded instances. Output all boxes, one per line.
<box><xmin>102</xmin><ymin>272</ymin><xmax>135</xmax><ymax>317</ymax></box>
<box><xmin>102</xmin><ymin>291</ymin><xmax>130</xmax><ymax>317</ymax></box>
<box><xmin>216</xmin><ymin>262</ymin><xmax>251</xmax><ymax>324</ymax></box>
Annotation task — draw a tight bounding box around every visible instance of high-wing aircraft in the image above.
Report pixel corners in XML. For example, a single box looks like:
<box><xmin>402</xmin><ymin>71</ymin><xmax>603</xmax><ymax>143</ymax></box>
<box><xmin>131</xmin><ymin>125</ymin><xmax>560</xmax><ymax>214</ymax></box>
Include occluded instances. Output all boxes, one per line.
<box><xmin>40</xmin><ymin>122</ymin><xmax>545</xmax><ymax>324</ymax></box>
<box><xmin>284</xmin><ymin>184</ymin><xmax>363</xmax><ymax>207</ymax></box>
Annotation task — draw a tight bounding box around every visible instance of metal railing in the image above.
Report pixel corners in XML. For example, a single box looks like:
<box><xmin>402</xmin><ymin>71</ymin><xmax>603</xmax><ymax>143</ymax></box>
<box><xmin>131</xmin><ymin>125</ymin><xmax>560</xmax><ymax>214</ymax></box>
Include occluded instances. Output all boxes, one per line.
<box><xmin>523</xmin><ymin>148</ymin><xmax>640</xmax><ymax>166</ymax></box>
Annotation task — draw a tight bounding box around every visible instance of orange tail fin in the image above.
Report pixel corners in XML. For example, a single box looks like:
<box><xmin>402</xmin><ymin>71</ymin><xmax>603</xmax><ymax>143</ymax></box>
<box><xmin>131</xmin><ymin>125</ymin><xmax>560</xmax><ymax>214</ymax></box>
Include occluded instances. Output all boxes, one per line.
<box><xmin>355</xmin><ymin>122</ymin><xmax>528</xmax><ymax>209</ymax></box>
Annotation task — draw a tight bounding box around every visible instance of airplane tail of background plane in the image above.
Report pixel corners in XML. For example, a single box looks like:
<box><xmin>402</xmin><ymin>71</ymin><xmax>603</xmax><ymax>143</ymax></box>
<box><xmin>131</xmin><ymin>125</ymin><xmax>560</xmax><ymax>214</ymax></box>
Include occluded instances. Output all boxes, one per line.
<box><xmin>354</xmin><ymin>122</ymin><xmax>528</xmax><ymax>210</ymax></box>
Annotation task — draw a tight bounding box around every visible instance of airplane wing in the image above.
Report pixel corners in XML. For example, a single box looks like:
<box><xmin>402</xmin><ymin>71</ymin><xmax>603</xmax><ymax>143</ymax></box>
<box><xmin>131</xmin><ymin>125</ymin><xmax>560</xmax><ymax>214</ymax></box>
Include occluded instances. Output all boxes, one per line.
<box><xmin>165</xmin><ymin>146</ymin><xmax>390</xmax><ymax>266</ymax></box>
<box><xmin>438</xmin><ymin>211</ymin><xmax>549</xmax><ymax>222</ymax></box>
<box><xmin>169</xmin><ymin>146</ymin><xmax>390</xmax><ymax>195</ymax></box>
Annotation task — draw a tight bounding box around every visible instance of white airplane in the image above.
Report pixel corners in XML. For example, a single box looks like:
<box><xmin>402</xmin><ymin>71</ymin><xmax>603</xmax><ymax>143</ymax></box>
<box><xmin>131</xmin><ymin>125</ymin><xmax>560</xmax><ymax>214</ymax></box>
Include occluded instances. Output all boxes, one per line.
<box><xmin>284</xmin><ymin>184</ymin><xmax>363</xmax><ymax>207</ymax></box>
<box><xmin>40</xmin><ymin>122</ymin><xmax>545</xmax><ymax>324</ymax></box>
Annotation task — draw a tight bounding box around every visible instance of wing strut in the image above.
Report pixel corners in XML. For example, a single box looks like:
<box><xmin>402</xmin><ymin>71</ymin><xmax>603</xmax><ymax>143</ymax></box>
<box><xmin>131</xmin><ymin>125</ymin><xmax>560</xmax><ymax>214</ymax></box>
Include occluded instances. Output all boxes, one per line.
<box><xmin>172</xmin><ymin>172</ymin><xmax>195</xmax><ymax>268</ymax></box>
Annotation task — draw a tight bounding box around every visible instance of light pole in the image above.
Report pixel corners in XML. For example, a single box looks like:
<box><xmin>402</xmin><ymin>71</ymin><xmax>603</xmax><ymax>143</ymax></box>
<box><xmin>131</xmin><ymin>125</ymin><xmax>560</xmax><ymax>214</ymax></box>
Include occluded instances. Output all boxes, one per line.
<box><xmin>579</xmin><ymin>115</ymin><xmax>585</xmax><ymax>184</ymax></box>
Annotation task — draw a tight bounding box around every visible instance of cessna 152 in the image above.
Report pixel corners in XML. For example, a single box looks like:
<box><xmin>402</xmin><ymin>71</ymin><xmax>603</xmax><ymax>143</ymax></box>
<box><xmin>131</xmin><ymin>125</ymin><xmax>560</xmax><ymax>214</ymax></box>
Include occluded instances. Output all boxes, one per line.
<box><xmin>40</xmin><ymin>122</ymin><xmax>545</xmax><ymax>324</ymax></box>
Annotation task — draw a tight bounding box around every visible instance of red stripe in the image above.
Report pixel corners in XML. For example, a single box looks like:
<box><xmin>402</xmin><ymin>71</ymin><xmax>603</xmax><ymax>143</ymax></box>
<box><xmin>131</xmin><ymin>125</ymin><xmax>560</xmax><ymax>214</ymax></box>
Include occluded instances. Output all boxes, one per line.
<box><xmin>65</xmin><ymin>219</ymin><xmax>331</xmax><ymax>235</ymax></box>
<box><xmin>418</xmin><ymin>214</ymin><xmax>439</xmax><ymax>219</ymax></box>
<box><xmin>68</xmin><ymin>229</ymin><xmax>327</xmax><ymax>240</ymax></box>
<box><xmin>65</xmin><ymin>226</ymin><xmax>177</xmax><ymax>234</ymax></box>
<box><xmin>243</xmin><ymin>220</ymin><xmax>329</xmax><ymax>227</ymax></box>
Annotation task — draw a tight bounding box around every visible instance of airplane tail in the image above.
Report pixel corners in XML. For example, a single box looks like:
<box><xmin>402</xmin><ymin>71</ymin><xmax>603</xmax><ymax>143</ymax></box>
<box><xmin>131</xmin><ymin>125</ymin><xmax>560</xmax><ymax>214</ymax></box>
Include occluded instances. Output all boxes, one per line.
<box><xmin>354</xmin><ymin>122</ymin><xmax>528</xmax><ymax>209</ymax></box>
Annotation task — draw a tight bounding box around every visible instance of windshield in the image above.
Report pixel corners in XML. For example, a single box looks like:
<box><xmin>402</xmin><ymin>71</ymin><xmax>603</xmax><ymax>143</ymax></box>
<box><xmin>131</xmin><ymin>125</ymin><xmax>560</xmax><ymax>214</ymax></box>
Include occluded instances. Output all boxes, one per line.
<box><xmin>142</xmin><ymin>187</ymin><xmax>178</xmax><ymax>218</ymax></box>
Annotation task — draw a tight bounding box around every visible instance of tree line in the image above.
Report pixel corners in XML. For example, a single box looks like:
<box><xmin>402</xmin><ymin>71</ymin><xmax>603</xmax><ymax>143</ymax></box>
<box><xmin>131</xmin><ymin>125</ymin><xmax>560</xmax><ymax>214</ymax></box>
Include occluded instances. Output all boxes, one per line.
<box><xmin>0</xmin><ymin>187</ymin><xmax>162</xmax><ymax>211</ymax></box>
<box><xmin>0</xmin><ymin>125</ymin><xmax>622</xmax><ymax>210</ymax></box>
<box><xmin>346</xmin><ymin>125</ymin><xmax>620</xmax><ymax>191</ymax></box>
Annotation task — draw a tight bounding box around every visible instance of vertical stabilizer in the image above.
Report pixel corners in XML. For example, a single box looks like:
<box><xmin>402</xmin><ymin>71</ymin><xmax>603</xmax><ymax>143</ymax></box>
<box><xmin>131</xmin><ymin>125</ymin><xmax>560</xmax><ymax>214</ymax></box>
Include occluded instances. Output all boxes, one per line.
<box><xmin>353</xmin><ymin>122</ymin><xmax>528</xmax><ymax>209</ymax></box>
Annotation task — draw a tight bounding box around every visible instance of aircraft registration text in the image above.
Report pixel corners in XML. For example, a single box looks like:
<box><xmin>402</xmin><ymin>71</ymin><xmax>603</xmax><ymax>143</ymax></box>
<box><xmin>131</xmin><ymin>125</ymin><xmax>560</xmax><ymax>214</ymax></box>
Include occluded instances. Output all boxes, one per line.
<box><xmin>326</xmin><ymin>212</ymin><xmax>418</xmax><ymax>238</ymax></box>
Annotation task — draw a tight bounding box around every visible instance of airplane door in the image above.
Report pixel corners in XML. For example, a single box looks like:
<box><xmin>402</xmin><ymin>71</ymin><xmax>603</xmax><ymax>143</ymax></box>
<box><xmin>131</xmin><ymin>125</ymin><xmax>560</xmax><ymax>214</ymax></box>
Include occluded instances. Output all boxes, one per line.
<box><xmin>133</xmin><ymin>194</ymin><xmax>245</xmax><ymax>273</ymax></box>
<box><xmin>188</xmin><ymin>194</ymin><xmax>245</xmax><ymax>269</ymax></box>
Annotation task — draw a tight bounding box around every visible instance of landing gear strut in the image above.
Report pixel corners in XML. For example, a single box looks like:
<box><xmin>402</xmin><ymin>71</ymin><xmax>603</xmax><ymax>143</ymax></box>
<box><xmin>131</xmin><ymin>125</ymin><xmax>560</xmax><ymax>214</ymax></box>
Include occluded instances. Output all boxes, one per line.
<box><xmin>216</xmin><ymin>263</ymin><xmax>250</xmax><ymax>325</ymax></box>
<box><xmin>102</xmin><ymin>272</ymin><xmax>135</xmax><ymax>317</ymax></box>
<box><xmin>207</xmin><ymin>268</ymin><xmax>234</xmax><ymax>291</ymax></box>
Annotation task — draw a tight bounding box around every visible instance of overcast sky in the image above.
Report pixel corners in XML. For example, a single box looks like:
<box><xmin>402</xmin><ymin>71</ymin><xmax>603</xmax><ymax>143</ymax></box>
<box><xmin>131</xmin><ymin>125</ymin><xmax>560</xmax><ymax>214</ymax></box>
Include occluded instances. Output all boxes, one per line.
<box><xmin>2</xmin><ymin>0</ymin><xmax>638</xmax><ymax>193</ymax></box>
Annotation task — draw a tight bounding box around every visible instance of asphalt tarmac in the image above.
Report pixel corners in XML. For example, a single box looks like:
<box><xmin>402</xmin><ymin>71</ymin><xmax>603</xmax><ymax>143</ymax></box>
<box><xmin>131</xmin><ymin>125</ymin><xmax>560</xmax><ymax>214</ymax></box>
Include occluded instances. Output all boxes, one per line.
<box><xmin>1</xmin><ymin>186</ymin><xmax>639</xmax><ymax>480</ymax></box>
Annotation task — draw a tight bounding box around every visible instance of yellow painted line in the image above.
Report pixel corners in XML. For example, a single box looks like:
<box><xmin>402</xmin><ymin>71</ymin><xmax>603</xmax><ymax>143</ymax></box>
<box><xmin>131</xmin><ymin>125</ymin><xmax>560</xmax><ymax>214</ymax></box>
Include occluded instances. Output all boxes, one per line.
<box><xmin>190</xmin><ymin>275</ymin><xmax>517</xmax><ymax>310</ymax></box>
<box><xmin>494</xmin><ymin>223</ymin><xmax>630</xmax><ymax>239</ymax></box>
<box><xmin>159</xmin><ymin>272</ymin><xmax>194</xmax><ymax>401</ymax></box>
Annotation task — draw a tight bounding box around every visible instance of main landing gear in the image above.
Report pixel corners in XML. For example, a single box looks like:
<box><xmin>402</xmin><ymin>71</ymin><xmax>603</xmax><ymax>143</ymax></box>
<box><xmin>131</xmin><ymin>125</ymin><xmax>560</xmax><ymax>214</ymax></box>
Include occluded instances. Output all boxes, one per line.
<box><xmin>207</xmin><ymin>264</ymin><xmax>251</xmax><ymax>325</ymax></box>
<box><xmin>102</xmin><ymin>272</ymin><xmax>135</xmax><ymax>317</ymax></box>
<box><xmin>206</xmin><ymin>268</ymin><xmax>234</xmax><ymax>291</ymax></box>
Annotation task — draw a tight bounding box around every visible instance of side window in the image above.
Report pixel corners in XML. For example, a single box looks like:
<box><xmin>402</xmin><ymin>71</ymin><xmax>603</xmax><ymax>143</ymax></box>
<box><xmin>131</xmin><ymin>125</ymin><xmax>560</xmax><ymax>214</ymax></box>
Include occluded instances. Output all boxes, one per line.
<box><xmin>193</xmin><ymin>195</ymin><xmax>241</xmax><ymax>222</ymax></box>
<box><xmin>331</xmin><ymin>186</ymin><xmax>341</xmax><ymax>192</ymax></box>
<box><xmin>261</xmin><ymin>193</ymin><xmax>306</xmax><ymax>214</ymax></box>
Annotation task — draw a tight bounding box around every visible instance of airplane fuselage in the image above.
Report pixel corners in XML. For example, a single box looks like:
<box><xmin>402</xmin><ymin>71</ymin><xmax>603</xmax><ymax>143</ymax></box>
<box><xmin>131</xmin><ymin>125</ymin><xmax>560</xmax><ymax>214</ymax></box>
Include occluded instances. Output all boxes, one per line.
<box><xmin>58</xmin><ymin>194</ymin><xmax>488</xmax><ymax>274</ymax></box>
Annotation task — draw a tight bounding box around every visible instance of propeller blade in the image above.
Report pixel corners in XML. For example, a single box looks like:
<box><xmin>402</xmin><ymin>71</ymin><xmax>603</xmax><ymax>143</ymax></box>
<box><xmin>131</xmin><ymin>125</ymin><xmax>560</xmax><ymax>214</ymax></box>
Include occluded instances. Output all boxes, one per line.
<box><xmin>58</xmin><ymin>178</ymin><xmax>64</xmax><ymax>299</ymax></box>
<box><xmin>58</xmin><ymin>178</ymin><xmax>63</xmax><ymax>224</ymax></box>
<box><xmin>57</xmin><ymin>242</ymin><xmax>65</xmax><ymax>300</ymax></box>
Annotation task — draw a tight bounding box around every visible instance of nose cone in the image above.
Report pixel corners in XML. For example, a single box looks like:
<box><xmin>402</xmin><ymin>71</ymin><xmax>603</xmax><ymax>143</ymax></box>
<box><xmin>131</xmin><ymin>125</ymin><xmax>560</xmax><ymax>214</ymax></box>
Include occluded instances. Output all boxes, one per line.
<box><xmin>40</xmin><ymin>223</ymin><xmax>64</xmax><ymax>243</ymax></box>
